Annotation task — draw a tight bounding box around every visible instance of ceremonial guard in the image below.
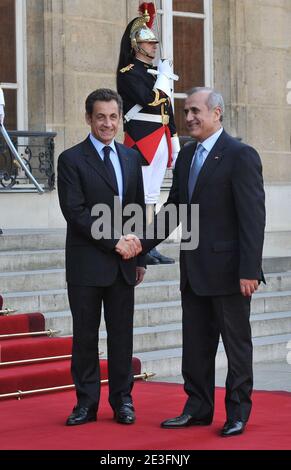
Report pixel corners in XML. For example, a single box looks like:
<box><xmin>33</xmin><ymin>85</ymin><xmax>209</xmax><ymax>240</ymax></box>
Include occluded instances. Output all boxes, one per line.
<box><xmin>117</xmin><ymin>2</ymin><xmax>180</xmax><ymax>264</ymax></box>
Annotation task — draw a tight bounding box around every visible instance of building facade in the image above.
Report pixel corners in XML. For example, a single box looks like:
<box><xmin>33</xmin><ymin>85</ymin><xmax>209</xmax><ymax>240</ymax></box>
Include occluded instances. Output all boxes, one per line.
<box><xmin>0</xmin><ymin>0</ymin><xmax>291</xmax><ymax>256</ymax></box>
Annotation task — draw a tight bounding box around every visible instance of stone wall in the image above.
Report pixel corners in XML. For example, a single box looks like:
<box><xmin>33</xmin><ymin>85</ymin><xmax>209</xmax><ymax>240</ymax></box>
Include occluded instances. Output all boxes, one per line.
<box><xmin>26</xmin><ymin>0</ymin><xmax>139</xmax><ymax>157</ymax></box>
<box><xmin>213</xmin><ymin>0</ymin><xmax>291</xmax><ymax>184</ymax></box>
<box><xmin>5</xmin><ymin>0</ymin><xmax>291</xmax><ymax>249</ymax></box>
<box><xmin>213</xmin><ymin>0</ymin><xmax>291</xmax><ymax>255</ymax></box>
<box><xmin>26</xmin><ymin>0</ymin><xmax>291</xmax><ymax>181</ymax></box>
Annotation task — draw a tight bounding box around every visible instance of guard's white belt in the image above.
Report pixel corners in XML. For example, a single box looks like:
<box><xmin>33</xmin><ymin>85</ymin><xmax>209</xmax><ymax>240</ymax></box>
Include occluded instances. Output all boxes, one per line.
<box><xmin>129</xmin><ymin>113</ymin><xmax>163</xmax><ymax>123</ymax></box>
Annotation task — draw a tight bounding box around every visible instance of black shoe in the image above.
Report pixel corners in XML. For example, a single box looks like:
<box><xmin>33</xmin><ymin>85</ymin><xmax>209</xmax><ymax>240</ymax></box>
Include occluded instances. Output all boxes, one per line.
<box><xmin>221</xmin><ymin>420</ymin><xmax>246</xmax><ymax>437</ymax></box>
<box><xmin>145</xmin><ymin>253</ymin><xmax>160</xmax><ymax>265</ymax></box>
<box><xmin>114</xmin><ymin>403</ymin><xmax>135</xmax><ymax>424</ymax></box>
<box><xmin>161</xmin><ymin>414</ymin><xmax>212</xmax><ymax>428</ymax></box>
<box><xmin>150</xmin><ymin>248</ymin><xmax>175</xmax><ymax>264</ymax></box>
<box><xmin>0</xmin><ymin>229</ymin><xmax>3</xmax><ymax>235</ymax></box>
<box><xmin>66</xmin><ymin>405</ymin><xmax>97</xmax><ymax>426</ymax></box>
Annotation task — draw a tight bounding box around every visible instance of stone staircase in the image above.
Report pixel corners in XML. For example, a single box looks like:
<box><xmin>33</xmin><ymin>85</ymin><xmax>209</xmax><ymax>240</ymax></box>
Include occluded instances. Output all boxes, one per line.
<box><xmin>1</xmin><ymin>229</ymin><xmax>291</xmax><ymax>377</ymax></box>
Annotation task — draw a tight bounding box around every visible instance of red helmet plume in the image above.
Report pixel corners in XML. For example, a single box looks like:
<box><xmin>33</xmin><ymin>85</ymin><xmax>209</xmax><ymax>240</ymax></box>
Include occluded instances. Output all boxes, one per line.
<box><xmin>139</xmin><ymin>2</ymin><xmax>156</xmax><ymax>29</ymax></box>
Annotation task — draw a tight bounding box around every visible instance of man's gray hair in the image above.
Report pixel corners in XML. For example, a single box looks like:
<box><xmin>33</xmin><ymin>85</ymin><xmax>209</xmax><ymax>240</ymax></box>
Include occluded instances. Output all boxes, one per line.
<box><xmin>187</xmin><ymin>87</ymin><xmax>225</xmax><ymax>122</ymax></box>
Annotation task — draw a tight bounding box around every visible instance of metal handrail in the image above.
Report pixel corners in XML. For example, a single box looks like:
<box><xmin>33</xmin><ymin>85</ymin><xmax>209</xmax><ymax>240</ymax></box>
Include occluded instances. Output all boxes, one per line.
<box><xmin>0</xmin><ymin>372</ymin><xmax>156</xmax><ymax>399</ymax></box>
<box><xmin>0</xmin><ymin>126</ymin><xmax>56</xmax><ymax>191</ymax></box>
<box><xmin>0</xmin><ymin>329</ymin><xmax>60</xmax><ymax>339</ymax></box>
<box><xmin>0</xmin><ymin>124</ymin><xmax>44</xmax><ymax>193</ymax></box>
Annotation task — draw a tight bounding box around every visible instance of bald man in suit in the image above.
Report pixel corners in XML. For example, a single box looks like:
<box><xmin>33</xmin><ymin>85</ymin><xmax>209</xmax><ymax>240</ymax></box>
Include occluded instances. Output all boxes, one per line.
<box><xmin>140</xmin><ymin>87</ymin><xmax>265</xmax><ymax>437</ymax></box>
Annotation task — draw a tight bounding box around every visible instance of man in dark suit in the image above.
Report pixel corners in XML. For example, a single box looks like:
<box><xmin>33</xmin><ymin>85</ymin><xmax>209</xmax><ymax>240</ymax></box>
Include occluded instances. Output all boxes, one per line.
<box><xmin>140</xmin><ymin>87</ymin><xmax>265</xmax><ymax>436</ymax></box>
<box><xmin>57</xmin><ymin>88</ymin><xmax>144</xmax><ymax>426</ymax></box>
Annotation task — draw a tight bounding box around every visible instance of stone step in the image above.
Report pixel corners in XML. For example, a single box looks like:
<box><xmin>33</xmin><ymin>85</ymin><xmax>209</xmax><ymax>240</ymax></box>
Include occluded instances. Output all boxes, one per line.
<box><xmin>259</xmin><ymin>271</ymin><xmax>291</xmax><ymax>293</ymax></box>
<box><xmin>0</xmin><ymin>269</ymin><xmax>66</xmax><ymax>293</ymax></box>
<box><xmin>4</xmin><ymin>288</ymin><xmax>291</xmax><ymax>328</ymax></box>
<box><xmin>0</xmin><ymin>230</ymin><xmax>66</xmax><ymax>251</ymax></box>
<box><xmin>2</xmin><ymin>230</ymin><xmax>291</xmax><ymax>273</ymax></box>
<box><xmin>0</xmin><ymin>253</ymin><xmax>180</xmax><ymax>281</ymax></box>
<box><xmin>0</xmin><ymin>229</ymin><xmax>180</xmax><ymax>258</ymax></box>
<box><xmin>97</xmin><ymin>311</ymin><xmax>291</xmax><ymax>355</ymax></box>
<box><xmin>0</xmin><ymin>270</ymin><xmax>181</xmax><ymax>301</ymax></box>
<box><xmin>44</xmin><ymin>300</ymin><xmax>291</xmax><ymax>340</ymax></box>
<box><xmin>136</xmin><ymin>333</ymin><xmax>291</xmax><ymax>377</ymax></box>
<box><xmin>145</xmin><ymin>263</ymin><xmax>180</xmax><ymax>282</ymax></box>
<box><xmin>2</xmin><ymin>266</ymin><xmax>291</xmax><ymax>299</ymax></box>
<box><xmin>100</xmin><ymin>323</ymin><xmax>183</xmax><ymax>354</ymax></box>
<box><xmin>43</xmin><ymin>310</ymin><xmax>73</xmax><ymax>336</ymax></box>
<box><xmin>2</xmin><ymin>281</ymin><xmax>181</xmax><ymax>312</ymax></box>
<box><xmin>44</xmin><ymin>300</ymin><xmax>183</xmax><ymax>335</ymax></box>
<box><xmin>252</xmin><ymin>290</ymin><xmax>291</xmax><ymax>314</ymax></box>
<box><xmin>263</xmin><ymin>257</ymin><xmax>291</xmax><ymax>274</ymax></box>
<box><xmin>251</xmin><ymin>311</ymin><xmax>291</xmax><ymax>337</ymax></box>
<box><xmin>0</xmin><ymin>250</ymin><xmax>65</xmax><ymax>271</ymax></box>
<box><xmin>3</xmin><ymin>289</ymin><xmax>70</xmax><ymax>315</ymax></box>
<box><xmin>1</xmin><ymin>249</ymin><xmax>290</xmax><ymax>288</ymax></box>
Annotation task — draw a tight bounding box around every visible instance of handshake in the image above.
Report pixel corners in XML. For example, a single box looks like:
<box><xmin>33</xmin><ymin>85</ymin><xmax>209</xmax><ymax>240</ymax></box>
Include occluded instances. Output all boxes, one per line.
<box><xmin>115</xmin><ymin>234</ymin><xmax>142</xmax><ymax>260</ymax></box>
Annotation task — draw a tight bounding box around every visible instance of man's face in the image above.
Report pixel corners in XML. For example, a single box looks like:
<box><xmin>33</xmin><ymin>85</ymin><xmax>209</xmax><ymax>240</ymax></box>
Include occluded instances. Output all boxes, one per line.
<box><xmin>86</xmin><ymin>100</ymin><xmax>121</xmax><ymax>145</ymax></box>
<box><xmin>184</xmin><ymin>91</ymin><xmax>222</xmax><ymax>142</ymax></box>
<box><xmin>139</xmin><ymin>41</ymin><xmax>158</xmax><ymax>59</ymax></box>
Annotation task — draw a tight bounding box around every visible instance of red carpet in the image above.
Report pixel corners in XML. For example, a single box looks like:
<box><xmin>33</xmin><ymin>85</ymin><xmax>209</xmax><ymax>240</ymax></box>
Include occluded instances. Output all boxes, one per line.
<box><xmin>0</xmin><ymin>313</ymin><xmax>141</xmax><ymax>395</ymax></box>
<box><xmin>0</xmin><ymin>313</ymin><xmax>45</xmax><ymax>335</ymax></box>
<box><xmin>0</xmin><ymin>336</ymin><xmax>72</xmax><ymax>362</ymax></box>
<box><xmin>0</xmin><ymin>382</ymin><xmax>290</xmax><ymax>450</ymax></box>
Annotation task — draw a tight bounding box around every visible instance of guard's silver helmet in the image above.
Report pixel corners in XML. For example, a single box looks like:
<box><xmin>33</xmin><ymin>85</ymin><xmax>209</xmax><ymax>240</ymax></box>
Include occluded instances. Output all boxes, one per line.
<box><xmin>130</xmin><ymin>11</ymin><xmax>159</xmax><ymax>52</ymax></box>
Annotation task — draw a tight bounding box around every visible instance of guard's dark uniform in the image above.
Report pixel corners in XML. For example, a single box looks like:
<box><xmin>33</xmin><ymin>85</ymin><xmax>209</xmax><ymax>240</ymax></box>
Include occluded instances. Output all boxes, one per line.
<box><xmin>117</xmin><ymin>58</ymin><xmax>177</xmax><ymax>168</ymax></box>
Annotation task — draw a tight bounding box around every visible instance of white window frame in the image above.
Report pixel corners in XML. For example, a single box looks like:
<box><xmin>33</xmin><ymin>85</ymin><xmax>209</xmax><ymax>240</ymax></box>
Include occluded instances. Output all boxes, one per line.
<box><xmin>157</xmin><ymin>0</ymin><xmax>213</xmax><ymax>103</ymax></box>
<box><xmin>0</xmin><ymin>0</ymin><xmax>27</xmax><ymax>130</ymax></box>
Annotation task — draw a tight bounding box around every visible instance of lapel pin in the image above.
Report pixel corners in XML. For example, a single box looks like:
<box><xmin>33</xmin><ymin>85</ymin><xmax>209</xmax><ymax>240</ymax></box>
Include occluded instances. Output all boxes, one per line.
<box><xmin>214</xmin><ymin>155</ymin><xmax>220</xmax><ymax>160</ymax></box>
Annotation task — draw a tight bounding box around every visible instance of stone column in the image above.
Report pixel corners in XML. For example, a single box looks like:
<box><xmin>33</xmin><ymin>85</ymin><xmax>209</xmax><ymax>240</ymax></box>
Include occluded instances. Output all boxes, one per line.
<box><xmin>213</xmin><ymin>0</ymin><xmax>291</xmax><ymax>255</ymax></box>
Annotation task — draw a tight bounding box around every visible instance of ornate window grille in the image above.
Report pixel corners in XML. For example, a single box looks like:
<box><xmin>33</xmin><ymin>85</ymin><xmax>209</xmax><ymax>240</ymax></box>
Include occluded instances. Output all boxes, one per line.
<box><xmin>0</xmin><ymin>130</ymin><xmax>56</xmax><ymax>192</ymax></box>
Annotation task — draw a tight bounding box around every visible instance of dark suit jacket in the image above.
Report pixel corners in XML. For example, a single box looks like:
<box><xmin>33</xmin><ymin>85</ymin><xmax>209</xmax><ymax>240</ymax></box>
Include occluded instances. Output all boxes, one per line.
<box><xmin>143</xmin><ymin>130</ymin><xmax>266</xmax><ymax>296</ymax></box>
<box><xmin>57</xmin><ymin>136</ymin><xmax>146</xmax><ymax>287</ymax></box>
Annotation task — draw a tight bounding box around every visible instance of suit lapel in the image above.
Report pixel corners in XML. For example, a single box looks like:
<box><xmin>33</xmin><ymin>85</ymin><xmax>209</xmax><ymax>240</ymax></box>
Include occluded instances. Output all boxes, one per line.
<box><xmin>191</xmin><ymin>130</ymin><xmax>227</xmax><ymax>200</ymax></box>
<box><xmin>83</xmin><ymin>137</ymin><xmax>118</xmax><ymax>194</ymax></box>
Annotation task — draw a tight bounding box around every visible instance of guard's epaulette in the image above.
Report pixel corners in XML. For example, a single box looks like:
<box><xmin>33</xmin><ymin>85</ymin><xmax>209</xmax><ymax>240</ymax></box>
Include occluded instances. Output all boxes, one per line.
<box><xmin>120</xmin><ymin>64</ymin><xmax>135</xmax><ymax>73</ymax></box>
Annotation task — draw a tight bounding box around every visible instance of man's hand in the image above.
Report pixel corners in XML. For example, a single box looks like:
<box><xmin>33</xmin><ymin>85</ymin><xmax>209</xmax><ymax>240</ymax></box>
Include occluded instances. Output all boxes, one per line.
<box><xmin>240</xmin><ymin>279</ymin><xmax>259</xmax><ymax>297</ymax></box>
<box><xmin>124</xmin><ymin>234</ymin><xmax>142</xmax><ymax>254</ymax></box>
<box><xmin>115</xmin><ymin>235</ymin><xmax>142</xmax><ymax>260</ymax></box>
<box><xmin>136</xmin><ymin>266</ymin><xmax>146</xmax><ymax>286</ymax></box>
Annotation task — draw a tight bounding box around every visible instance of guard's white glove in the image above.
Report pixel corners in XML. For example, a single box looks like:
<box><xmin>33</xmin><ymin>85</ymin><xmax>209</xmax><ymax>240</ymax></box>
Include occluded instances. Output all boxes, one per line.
<box><xmin>148</xmin><ymin>59</ymin><xmax>179</xmax><ymax>98</ymax></box>
<box><xmin>157</xmin><ymin>59</ymin><xmax>179</xmax><ymax>81</ymax></box>
<box><xmin>0</xmin><ymin>105</ymin><xmax>5</xmax><ymax>125</ymax></box>
<box><xmin>171</xmin><ymin>135</ymin><xmax>180</xmax><ymax>168</ymax></box>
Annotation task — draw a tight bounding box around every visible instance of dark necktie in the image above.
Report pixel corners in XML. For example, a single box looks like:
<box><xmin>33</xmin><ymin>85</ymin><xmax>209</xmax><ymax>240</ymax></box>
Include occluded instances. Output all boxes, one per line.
<box><xmin>103</xmin><ymin>146</ymin><xmax>118</xmax><ymax>193</ymax></box>
<box><xmin>188</xmin><ymin>143</ymin><xmax>205</xmax><ymax>201</ymax></box>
